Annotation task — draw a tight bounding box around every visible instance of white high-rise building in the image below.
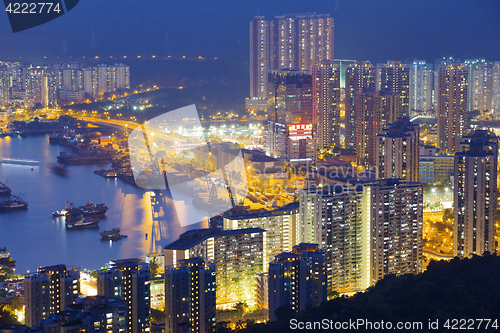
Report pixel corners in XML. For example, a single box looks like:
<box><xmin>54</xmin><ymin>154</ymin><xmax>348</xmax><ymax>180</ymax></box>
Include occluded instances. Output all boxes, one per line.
<box><xmin>114</xmin><ymin>63</ymin><xmax>130</xmax><ymax>90</ymax></box>
<box><xmin>410</xmin><ymin>60</ymin><xmax>434</xmax><ymax>113</ymax></box>
<box><xmin>492</xmin><ymin>61</ymin><xmax>500</xmax><ymax>116</ymax></box>
<box><xmin>250</xmin><ymin>17</ymin><xmax>269</xmax><ymax>100</ymax></box>
<box><xmin>465</xmin><ymin>59</ymin><xmax>493</xmax><ymax>114</ymax></box>
<box><xmin>0</xmin><ymin>65</ymin><xmax>9</xmax><ymax>106</ymax></box>
<box><xmin>270</xmin><ymin>13</ymin><xmax>334</xmax><ymax>72</ymax></box>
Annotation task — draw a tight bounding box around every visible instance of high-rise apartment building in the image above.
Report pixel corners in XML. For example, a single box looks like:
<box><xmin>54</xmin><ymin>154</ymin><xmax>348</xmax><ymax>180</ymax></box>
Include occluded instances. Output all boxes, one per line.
<box><xmin>265</xmin><ymin>70</ymin><xmax>316</xmax><ymax>160</ymax></box>
<box><xmin>269</xmin><ymin>13</ymin><xmax>333</xmax><ymax>72</ymax></box>
<box><xmin>345</xmin><ymin>61</ymin><xmax>376</xmax><ymax>150</ymax></box>
<box><xmin>437</xmin><ymin>62</ymin><xmax>468</xmax><ymax>153</ymax></box>
<box><xmin>97</xmin><ymin>259</ymin><xmax>150</xmax><ymax>333</ymax></box>
<box><xmin>250</xmin><ymin>17</ymin><xmax>269</xmax><ymax>100</ymax></box>
<box><xmin>223</xmin><ymin>202</ymin><xmax>300</xmax><ymax>270</ymax></box>
<box><xmin>24</xmin><ymin>264</ymin><xmax>80</xmax><ymax>327</ymax></box>
<box><xmin>409</xmin><ymin>60</ymin><xmax>434</xmax><ymax>113</ymax></box>
<box><xmin>492</xmin><ymin>61</ymin><xmax>500</xmax><ymax>115</ymax></box>
<box><xmin>376</xmin><ymin>118</ymin><xmax>420</xmax><ymax>182</ymax></box>
<box><xmin>354</xmin><ymin>88</ymin><xmax>402</xmax><ymax>167</ymax></box>
<box><xmin>268</xmin><ymin>244</ymin><xmax>327</xmax><ymax>321</ymax></box>
<box><xmin>165</xmin><ymin>258</ymin><xmax>216</xmax><ymax>333</ymax></box>
<box><xmin>454</xmin><ymin>130</ymin><xmax>498</xmax><ymax>258</ymax></box>
<box><xmin>312</xmin><ymin>61</ymin><xmax>341</xmax><ymax>150</ymax></box>
<box><xmin>164</xmin><ymin>228</ymin><xmax>265</xmax><ymax>310</ymax></box>
<box><xmin>371</xmin><ymin>179</ymin><xmax>423</xmax><ymax>282</ymax></box>
<box><xmin>378</xmin><ymin>61</ymin><xmax>410</xmax><ymax>118</ymax></box>
<box><xmin>465</xmin><ymin>59</ymin><xmax>493</xmax><ymax>114</ymax></box>
<box><xmin>299</xmin><ymin>180</ymin><xmax>423</xmax><ymax>294</ymax></box>
<box><xmin>299</xmin><ymin>186</ymin><xmax>372</xmax><ymax>294</ymax></box>
<box><xmin>0</xmin><ymin>65</ymin><xmax>9</xmax><ymax>106</ymax></box>
<box><xmin>114</xmin><ymin>64</ymin><xmax>130</xmax><ymax>90</ymax></box>
<box><xmin>25</xmin><ymin>67</ymin><xmax>58</xmax><ymax>108</ymax></box>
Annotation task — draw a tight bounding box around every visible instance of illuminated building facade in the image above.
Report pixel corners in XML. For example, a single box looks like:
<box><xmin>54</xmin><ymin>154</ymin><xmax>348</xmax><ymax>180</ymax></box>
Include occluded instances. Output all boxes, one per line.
<box><xmin>437</xmin><ymin>62</ymin><xmax>468</xmax><ymax>153</ymax></box>
<box><xmin>378</xmin><ymin>61</ymin><xmax>410</xmax><ymax>117</ymax></box>
<box><xmin>70</xmin><ymin>296</ymin><xmax>127</xmax><ymax>333</ymax></box>
<box><xmin>265</xmin><ymin>70</ymin><xmax>316</xmax><ymax>160</ymax></box>
<box><xmin>24</xmin><ymin>264</ymin><xmax>80</xmax><ymax>327</ymax></box>
<box><xmin>268</xmin><ymin>244</ymin><xmax>327</xmax><ymax>321</ymax></box>
<box><xmin>164</xmin><ymin>228</ymin><xmax>265</xmax><ymax>310</ymax></box>
<box><xmin>270</xmin><ymin>13</ymin><xmax>333</xmax><ymax>72</ymax></box>
<box><xmin>492</xmin><ymin>61</ymin><xmax>500</xmax><ymax>115</ymax></box>
<box><xmin>97</xmin><ymin>259</ymin><xmax>150</xmax><ymax>333</ymax></box>
<box><xmin>250</xmin><ymin>17</ymin><xmax>269</xmax><ymax>100</ymax></box>
<box><xmin>418</xmin><ymin>155</ymin><xmax>454</xmax><ymax>185</ymax></box>
<box><xmin>454</xmin><ymin>130</ymin><xmax>498</xmax><ymax>258</ymax></box>
<box><xmin>0</xmin><ymin>65</ymin><xmax>9</xmax><ymax>106</ymax></box>
<box><xmin>223</xmin><ymin>202</ymin><xmax>300</xmax><ymax>271</ymax></box>
<box><xmin>464</xmin><ymin>59</ymin><xmax>493</xmax><ymax>114</ymax></box>
<box><xmin>354</xmin><ymin>88</ymin><xmax>401</xmax><ymax>167</ymax></box>
<box><xmin>345</xmin><ymin>61</ymin><xmax>375</xmax><ymax>150</ymax></box>
<box><xmin>370</xmin><ymin>179</ymin><xmax>423</xmax><ymax>283</ymax></box>
<box><xmin>299</xmin><ymin>186</ymin><xmax>372</xmax><ymax>295</ymax></box>
<box><xmin>165</xmin><ymin>258</ymin><xmax>216</xmax><ymax>333</ymax></box>
<box><xmin>409</xmin><ymin>60</ymin><xmax>434</xmax><ymax>113</ymax></box>
<box><xmin>25</xmin><ymin>67</ymin><xmax>58</xmax><ymax>108</ymax></box>
<box><xmin>312</xmin><ymin>61</ymin><xmax>341</xmax><ymax>150</ymax></box>
<box><xmin>376</xmin><ymin>118</ymin><xmax>420</xmax><ymax>182</ymax></box>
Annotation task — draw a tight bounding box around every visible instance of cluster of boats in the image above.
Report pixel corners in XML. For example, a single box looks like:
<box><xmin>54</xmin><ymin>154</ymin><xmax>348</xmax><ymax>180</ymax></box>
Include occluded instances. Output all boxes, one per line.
<box><xmin>0</xmin><ymin>182</ymin><xmax>28</xmax><ymax>212</ymax></box>
<box><xmin>52</xmin><ymin>202</ymin><xmax>126</xmax><ymax>241</ymax></box>
<box><xmin>53</xmin><ymin>201</ymin><xmax>108</xmax><ymax>230</ymax></box>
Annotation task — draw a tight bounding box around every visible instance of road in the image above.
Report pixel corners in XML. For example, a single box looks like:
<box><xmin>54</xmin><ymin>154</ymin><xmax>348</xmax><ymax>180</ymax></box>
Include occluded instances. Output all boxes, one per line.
<box><xmin>423</xmin><ymin>250</ymin><xmax>453</xmax><ymax>260</ymax></box>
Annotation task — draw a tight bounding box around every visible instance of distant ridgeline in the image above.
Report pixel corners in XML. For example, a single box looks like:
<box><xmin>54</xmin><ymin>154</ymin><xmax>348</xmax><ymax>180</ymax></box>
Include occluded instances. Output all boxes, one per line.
<box><xmin>239</xmin><ymin>254</ymin><xmax>500</xmax><ymax>333</ymax></box>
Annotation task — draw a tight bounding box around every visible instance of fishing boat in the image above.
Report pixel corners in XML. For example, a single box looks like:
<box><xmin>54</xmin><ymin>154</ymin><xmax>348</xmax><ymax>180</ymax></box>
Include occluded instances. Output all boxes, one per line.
<box><xmin>65</xmin><ymin>215</ymin><xmax>100</xmax><ymax>229</ymax></box>
<box><xmin>80</xmin><ymin>202</ymin><xmax>108</xmax><ymax>216</ymax></box>
<box><xmin>0</xmin><ymin>195</ymin><xmax>28</xmax><ymax>212</ymax></box>
<box><xmin>52</xmin><ymin>209</ymin><xmax>68</xmax><ymax>217</ymax></box>
<box><xmin>100</xmin><ymin>228</ymin><xmax>127</xmax><ymax>241</ymax></box>
<box><xmin>0</xmin><ymin>182</ymin><xmax>11</xmax><ymax>196</ymax></box>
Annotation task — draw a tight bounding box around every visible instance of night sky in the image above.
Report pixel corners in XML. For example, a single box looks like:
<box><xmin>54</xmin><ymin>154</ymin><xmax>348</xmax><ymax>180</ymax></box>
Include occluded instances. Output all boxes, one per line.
<box><xmin>0</xmin><ymin>0</ymin><xmax>499</xmax><ymax>63</ymax></box>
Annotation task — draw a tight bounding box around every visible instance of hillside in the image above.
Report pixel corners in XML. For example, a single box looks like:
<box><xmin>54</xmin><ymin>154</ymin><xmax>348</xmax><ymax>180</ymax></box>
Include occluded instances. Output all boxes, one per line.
<box><xmin>239</xmin><ymin>254</ymin><xmax>500</xmax><ymax>333</ymax></box>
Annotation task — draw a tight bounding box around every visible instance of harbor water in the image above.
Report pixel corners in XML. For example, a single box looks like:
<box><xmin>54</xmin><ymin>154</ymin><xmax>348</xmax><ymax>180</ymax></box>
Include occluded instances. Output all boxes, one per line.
<box><xmin>0</xmin><ymin>134</ymin><xmax>206</xmax><ymax>273</ymax></box>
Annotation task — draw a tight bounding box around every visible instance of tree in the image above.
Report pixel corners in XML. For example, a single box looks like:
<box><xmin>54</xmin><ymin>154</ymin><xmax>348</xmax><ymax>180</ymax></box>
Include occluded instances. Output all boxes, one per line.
<box><xmin>150</xmin><ymin>308</ymin><xmax>164</xmax><ymax>322</ymax></box>
<box><xmin>0</xmin><ymin>307</ymin><xmax>19</xmax><ymax>325</ymax></box>
<box><xmin>213</xmin><ymin>321</ymin><xmax>232</xmax><ymax>333</ymax></box>
<box><xmin>327</xmin><ymin>290</ymin><xmax>339</xmax><ymax>300</ymax></box>
<box><xmin>232</xmin><ymin>301</ymin><xmax>248</xmax><ymax>313</ymax></box>
<box><xmin>274</xmin><ymin>305</ymin><xmax>294</xmax><ymax>321</ymax></box>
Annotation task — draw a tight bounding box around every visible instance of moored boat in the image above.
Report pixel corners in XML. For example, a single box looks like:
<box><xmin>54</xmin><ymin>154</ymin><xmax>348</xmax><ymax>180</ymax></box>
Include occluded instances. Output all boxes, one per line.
<box><xmin>66</xmin><ymin>215</ymin><xmax>100</xmax><ymax>229</ymax></box>
<box><xmin>100</xmin><ymin>228</ymin><xmax>127</xmax><ymax>241</ymax></box>
<box><xmin>0</xmin><ymin>182</ymin><xmax>11</xmax><ymax>196</ymax></box>
<box><xmin>52</xmin><ymin>209</ymin><xmax>68</xmax><ymax>217</ymax></box>
<box><xmin>0</xmin><ymin>195</ymin><xmax>28</xmax><ymax>212</ymax></box>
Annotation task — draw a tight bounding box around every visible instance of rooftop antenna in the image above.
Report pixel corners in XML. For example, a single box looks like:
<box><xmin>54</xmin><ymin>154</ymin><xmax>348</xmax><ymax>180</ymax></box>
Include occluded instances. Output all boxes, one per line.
<box><xmin>89</xmin><ymin>29</ymin><xmax>97</xmax><ymax>50</ymax></box>
<box><xmin>61</xmin><ymin>38</ymin><xmax>67</xmax><ymax>57</ymax></box>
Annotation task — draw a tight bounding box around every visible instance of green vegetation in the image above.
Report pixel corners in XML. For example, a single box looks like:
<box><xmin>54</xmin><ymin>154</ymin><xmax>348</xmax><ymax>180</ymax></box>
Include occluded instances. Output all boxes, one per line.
<box><xmin>237</xmin><ymin>254</ymin><xmax>500</xmax><ymax>333</ymax></box>
<box><xmin>150</xmin><ymin>308</ymin><xmax>165</xmax><ymax>322</ymax></box>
